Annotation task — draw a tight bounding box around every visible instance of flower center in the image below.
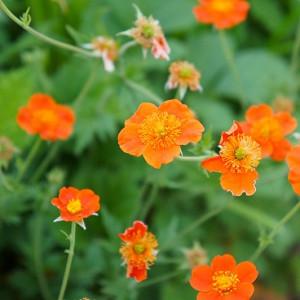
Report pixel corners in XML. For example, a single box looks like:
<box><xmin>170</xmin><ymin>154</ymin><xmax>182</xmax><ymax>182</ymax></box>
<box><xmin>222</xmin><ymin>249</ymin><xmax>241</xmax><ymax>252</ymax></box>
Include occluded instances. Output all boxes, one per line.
<box><xmin>235</xmin><ymin>147</ymin><xmax>246</xmax><ymax>160</ymax></box>
<box><xmin>133</xmin><ymin>243</ymin><xmax>146</xmax><ymax>254</ymax></box>
<box><xmin>67</xmin><ymin>199</ymin><xmax>82</xmax><ymax>214</ymax></box>
<box><xmin>142</xmin><ymin>25</ymin><xmax>155</xmax><ymax>39</ymax></box>
<box><xmin>212</xmin><ymin>271</ymin><xmax>240</xmax><ymax>296</ymax></box>
<box><xmin>139</xmin><ymin>111</ymin><xmax>182</xmax><ymax>149</ymax></box>
<box><xmin>220</xmin><ymin>134</ymin><xmax>262</xmax><ymax>173</ymax></box>
<box><xmin>35</xmin><ymin>109</ymin><xmax>57</xmax><ymax>124</ymax></box>
<box><xmin>212</xmin><ymin>0</ymin><xmax>234</xmax><ymax>12</ymax></box>
<box><xmin>179</xmin><ymin>67</ymin><xmax>193</xmax><ymax>79</ymax></box>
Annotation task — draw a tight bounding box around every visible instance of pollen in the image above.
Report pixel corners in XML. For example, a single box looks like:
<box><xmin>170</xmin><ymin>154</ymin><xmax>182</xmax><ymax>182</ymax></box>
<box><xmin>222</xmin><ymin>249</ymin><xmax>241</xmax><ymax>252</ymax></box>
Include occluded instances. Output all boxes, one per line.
<box><xmin>35</xmin><ymin>109</ymin><xmax>57</xmax><ymax>124</ymax></box>
<box><xmin>220</xmin><ymin>134</ymin><xmax>262</xmax><ymax>173</ymax></box>
<box><xmin>133</xmin><ymin>243</ymin><xmax>146</xmax><ymax>254</ymax></box>
<box><xmin>212</xmin><ymin>271</ymin><xmax>240</xmax><ymax>296</ymax></box>
<box><xmin>138</xmin><ymin>111</ymin><xmax>182</xmax><ymax>149</ymax></box>
<box><xmin>67</xmin><ymin>199</ymin><xmax>82</xmax><ymax>214</ymax></box>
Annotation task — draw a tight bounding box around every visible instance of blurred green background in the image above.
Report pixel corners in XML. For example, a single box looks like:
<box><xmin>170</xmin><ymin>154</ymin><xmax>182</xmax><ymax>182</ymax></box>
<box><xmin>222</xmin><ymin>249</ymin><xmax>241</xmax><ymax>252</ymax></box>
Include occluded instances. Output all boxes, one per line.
<box><xmin>0</xmin><ymin>0</ymin><xmax>300</xmax><ymax>299</ymax></box>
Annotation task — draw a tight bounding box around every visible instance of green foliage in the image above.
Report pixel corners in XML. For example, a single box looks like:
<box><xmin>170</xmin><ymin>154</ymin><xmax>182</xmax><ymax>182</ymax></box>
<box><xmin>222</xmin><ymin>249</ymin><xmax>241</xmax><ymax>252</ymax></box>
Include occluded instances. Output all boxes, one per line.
<box><xmin>0</xmin><ymin>0</ymin><xmax>300</xmax><ymax>299</ymax></box>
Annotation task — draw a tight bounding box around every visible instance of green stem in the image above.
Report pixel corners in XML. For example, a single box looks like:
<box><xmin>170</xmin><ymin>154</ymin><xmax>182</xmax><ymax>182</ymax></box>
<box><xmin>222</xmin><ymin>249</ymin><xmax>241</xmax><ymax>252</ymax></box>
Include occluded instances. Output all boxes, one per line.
<box><xmin>0</xmin><ymin>168</ymin><xmax>13</xmax><ymax>191</ymax></box>
<box><xmin>250</xmin><ymin>201</ymin><xmax>300</xmax><ymax>261</ymax></box>
<box><xmin>177</xmin><ymin>155</ymin><xmax>211</xmax><ymax>162</ymax></box>
<box><xmin>218</xmin><ymin>30</ymin><xmax>246</xmax><ymax>104</ymax></box>
<box><xmin>119</xmin><ymin>41</ymin><xmax>138</xmax><ymax>56</ymax></box>
<box><xmin>31</xmin><ymin>143</ymin><xmax>60</xmax><ymax>182</ymax></box>
<box><xmin>139</xmin><ymin>183</ymin><xmax>159</xmax><ymax>220</ymax></box>
<box><xmin>122</xmin><ymin>77</ymin><xmax>162</xmax><ymax>105</ymax></box>
<box><xmin>291</xmin><ymin>22</ymin><xmax>300</xmax><ymax>75</ymax></box>
<box><xmin>161</xmin><ymin>206</ymin><xmax>225</xmax><ymax>251</ymax></box>
<box><xmin>57</xmin><ymin>222</ymin><xmax>77</xmax><ymax>300</ymax></box>
<box><xmin>17</xmin><ymin>139</ymin><xmax>42</xmax><ymax>181</ymax></box>
<box><xmin>73</xmin><ymin>65</ymin><xmax>99</xmax><ymax>110</ymax></box>
<box><xmin>0</xmin><ymin>0</ymin><xmax>94</xmax><ymax>58</ymax></box>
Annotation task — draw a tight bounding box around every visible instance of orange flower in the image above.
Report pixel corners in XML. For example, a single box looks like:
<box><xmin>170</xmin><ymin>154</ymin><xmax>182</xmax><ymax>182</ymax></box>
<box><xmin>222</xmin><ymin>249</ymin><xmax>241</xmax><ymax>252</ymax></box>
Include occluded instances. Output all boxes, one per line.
<box><xmin>242</xmin><ymin>104</ymin><xmax>297</xmax><ymax>161</ymax></box>
<box><xmin>17</xmin><ymin>94</ymin><xmax>75</xmax><ymax>141</ymax></box>
<box><xmin>120</xmin><ymin>5</ymin><xmax>170</xmax><ymax>60</ymax></box>
<box><xmin>166</xmin><ymin>61</ymin><xmax>202</xmax><ymax>99</ymax></box>
<box><xmin>287</xmin><ymin>146</ymin><xmax>300</xmax><ymax>195</ymax></box>
<box><xmin>190</xmin><ymin>254</ymin><xmax>259</xmax><ymax>300</ymax></box>
<box><xmin>119</xmin><ymin>221</ymin><xmax>158</xmax><ymax>282</ymax></box>
<box><xmin>193</xmin><ymin>0</ymin><xmax>250</xmax><ymax>30</ymax></box>
<box><xmin>118</xmin><ymin>99</ymin><xmax>205</xmax><ymax>169</ymax></box>
<box><xmin>83</xmin><ymin>36</ymin><xmax>118</xmax><ymax>72</ymax></box>
<box><xmin>51</xmin><ymin>187</ymin><xmax>100</xmax><ymax>229</ymax></box>
<box><xmin>202</xmin><ymin>122</ymin><xmax>262</xmax><ymax>196</ymax></box>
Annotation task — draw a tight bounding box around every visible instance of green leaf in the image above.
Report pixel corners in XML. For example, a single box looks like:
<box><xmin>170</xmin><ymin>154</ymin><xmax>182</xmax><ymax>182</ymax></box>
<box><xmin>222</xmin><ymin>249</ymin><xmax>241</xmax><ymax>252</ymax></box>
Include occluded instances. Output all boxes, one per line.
<box><xmin>217</xmin><ymin>49</ymin><xmax>297</xmax><ymax>103</ymax></box>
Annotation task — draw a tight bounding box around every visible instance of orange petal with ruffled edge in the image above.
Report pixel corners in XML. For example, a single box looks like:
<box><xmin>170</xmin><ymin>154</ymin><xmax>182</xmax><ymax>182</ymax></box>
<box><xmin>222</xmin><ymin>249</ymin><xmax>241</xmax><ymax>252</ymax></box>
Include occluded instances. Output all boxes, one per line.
<box><xmin>288</xmin><ymin>169</ymin><xmax>300</xmax><ymax>195</ymax></box>
<box><xmin>229</xmin><ymin>283</ymin><xmax>254</xmax><ymax>300</ymax></box>
<box><xmin>211</xmin><ymin>254</ymin><xmax>236</xmax><ymax>272</ymax></box>
<box><xmin>28</xmin><ymin>93</ymin><xmax>56</xmax><ymax>109</ymax></box>
<box><xmin>202</xmin><ymin>156</ymin><xmax>227</xmax><ymax>173</ymax></box>
<box><xmin>275</xmin><ymin>112</ymin><xmax>297</xmax><ymax>135</ymax></box>
<box><xmin>197</xmin><ymin>291</ymin><xmax>220</xmax><ymax>300</ymax></box>
<box><xmin>177</xmin><ymin>119</ymin><xmax>204</xmax><ymax>145</ymax></box>
<box><xmin>235</xmin><ymin>261</ymin><xmax>258</xmax><ymax>283</ymax></box>
<box><xmin>127</xmin><ymin>102</ymin><xmax>158</xmax><ymax>124</ymax></box>
<box><xmin>190</xmin><ymin>265</ymin><xmax>213</xmax><ymax>292</ymax></box>
<box><xmin>220</xmin><ymin>121</ymin><xmax>243</xmax><ymax>146</ymax></box>
<box><xmin>119</xmin><ymin>221</ymin><xmax>147</xmax><ymax>242</ymax></box>
<box><xmin>221</xmin><ymin>171</ymin><xmax>258</xmax><ymax>196</ymax></box>
<box><xmin>118</xmin><ymin>123</ymin><xmax>145</xmax><ymax>156</ymax></box>
<box><xmin>143</xmin><ymin>144</ymin><xmax>181</xmax><ymax>169</ymax></box>
<box><xmin>159</xmin><ymin>99</ymin><xmax>195</xmax><ymax>120</ymax></box>
<box><xmin>246</xmin><ymin>104</ymin><xmax>273</xmax><ymax>123</ymax></box>
<box><xmin>287</xmin><ymin>146</ymin><xmax>300</xmax><ymax>169</ymax></box>
<box><xmin>127</xmin><ymin>264</ymin><xmax>147</xmax><ymax>282</ymax></box>
<box><xmin>271</xmin><ymin>139</ymin><xmax>292</xmax><ymax>161</ymax></box>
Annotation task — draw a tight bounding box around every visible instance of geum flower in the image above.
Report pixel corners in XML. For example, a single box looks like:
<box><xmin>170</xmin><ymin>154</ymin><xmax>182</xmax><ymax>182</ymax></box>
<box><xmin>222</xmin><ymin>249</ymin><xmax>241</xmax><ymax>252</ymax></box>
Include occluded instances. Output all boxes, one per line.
<box><xmin>287</xmin><ymin>146</ymin><xmax>300</xmax><ymax>195</ymax></box>
<box><xmin>119</xmin><ymin>5</ymin><xmax>170</xmax><ymax>60</ymax></box>
<box><xmin>51</xmin><ymin>187</ymin><xmax>101</xmax><ymax>229</ymax></box>
<box><xmin>82</xmin><ymin>36</ymin><xmax>118</xmax><ymax>72</ymax></box>
<box><xmin>202</xmin><ymin>122</ymin><xmax>262</xmax><ymax>196</ymax></box>
<box><xmin>166</xmin><ymin>61</ymin><xmax>203</xmax><ymax>99</ymax></box>
<box><xmin>193</xmin><ymin>0</ymin><xmax>250</xmax><ymax>30</ymax></box>
<box><xmin>17</xmin><ymin>93</ymin><xmax>75</xmax><ymax>141</ymax></box>
<box><xmin>118</xmin><ymin>99</ymin><xmax>205</xmax><ymax>169</ymax></box>
<box><xmin>119</xmin><ymin>221</ymin><xmax>158</xmax><ymax>282</ymax></box>
<box><xmin>190</xmin><ymin>254</ymin><xmax>259</xmax><ymax>300</ymax></box>
<box><xmin>242</xmin><ymin>104</ymin><xmax>297</xmax><ymax>161</ymax></box>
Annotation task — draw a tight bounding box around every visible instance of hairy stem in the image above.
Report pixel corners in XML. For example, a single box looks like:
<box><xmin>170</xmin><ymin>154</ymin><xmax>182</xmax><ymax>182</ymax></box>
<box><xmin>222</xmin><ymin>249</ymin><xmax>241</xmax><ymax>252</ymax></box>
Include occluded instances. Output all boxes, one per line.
<box><xmin>57</xmin><ymin>222</ymin><xmax>77</xmax><ymax>300</ymax></box>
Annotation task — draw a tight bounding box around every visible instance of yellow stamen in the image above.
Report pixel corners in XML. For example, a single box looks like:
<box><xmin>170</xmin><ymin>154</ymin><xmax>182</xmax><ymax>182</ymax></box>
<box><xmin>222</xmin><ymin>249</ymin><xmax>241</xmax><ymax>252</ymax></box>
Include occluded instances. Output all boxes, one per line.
<box><xmin>212</xmin><ymin>271</ymin><xmax>240</xmax><ymax>296</ymax></box>
<box><xmin>212</xmin><ymin>0</ymin><xmax>233</xmax><ymax>12</ymax></box>
<box><xmin>133</xmin><ymin>243</ymin><xmax>146</xmax><ymax>254</ymax></box>
<box><xmin>67</xmin><ymin>199</ymin><xmax>82</xmax><ymax>214</ymax></box>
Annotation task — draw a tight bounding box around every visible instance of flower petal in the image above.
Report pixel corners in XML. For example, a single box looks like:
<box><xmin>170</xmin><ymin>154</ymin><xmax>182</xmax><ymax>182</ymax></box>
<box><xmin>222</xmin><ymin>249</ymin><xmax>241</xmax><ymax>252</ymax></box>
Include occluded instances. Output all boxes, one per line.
<box><xmin>288</xmin><ymin>169</ymin><xmax>300</xmax><ymax>195</ymax></box>
<box><xmin>127</xmin><ymin>103</ymin><xmax>158</xmax><ymax>124</ymax></box>
<box><xmin>177</xmin><ymin>119</ymin><xmax>205</xmax><ymax>145</ymax></box>
<box><xmin>143</xmin><ymin>145</ymin><xmax>181</xmax><ymax>169</ymax></box>
<box><xmin>220</xmin><ymin>171</ymin><xmax>258</xmax><ymax>196</ymax></box>
<box><xmin>287</xmin><ymin>146</ymin><xmax>300</xmax><ymax>169</ymax></box>
<box><xmin>211</xmin><ymin>254</ymin><xmax>236</xmax><ymax>272</ymax></box>
<box><xmin>271</xmin><ymin>139</ymin><xmax>292</xmax><ymax>161</ymax></box>
<box><xmin>190</xmin><ymin>265</ymin><xmax>213</xmax><ymax>292</ymax></box>
<box><xmin>235</xmin><ymin>262</ymin><xmax>259</xmax><ymax>283</ymax></box>
<box><xmin>197</xmin><ymin>291</ymin><xmax>221</xmax><ymax>300</ymax></box>
<box><xmin>230</xmin><ymin>283</ymin><xmax>254</xmax><ymax>300</ymax></box>
<box><xmin>118</xmin><ymin>123</ymin><xmax>145</xmax><ymax>156</ymax></box>
<box><xmin>275</xmin><ymin>112</ymin><xmax>297</xmax><ymax>135</ymax></box>
<box><xmin>202</xmin><ymin>156</ymin><xmax>227</xmax><ymax>173</ymax></box>
<box><xmin>159</xmin><ymin>99</ymin><xmax>195</xmax><ymax>120</ymax></box>
<box><xmin>246</xmin><ymin>104</ymin><xmax>273</xmax><ymax>123</ymax></box>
